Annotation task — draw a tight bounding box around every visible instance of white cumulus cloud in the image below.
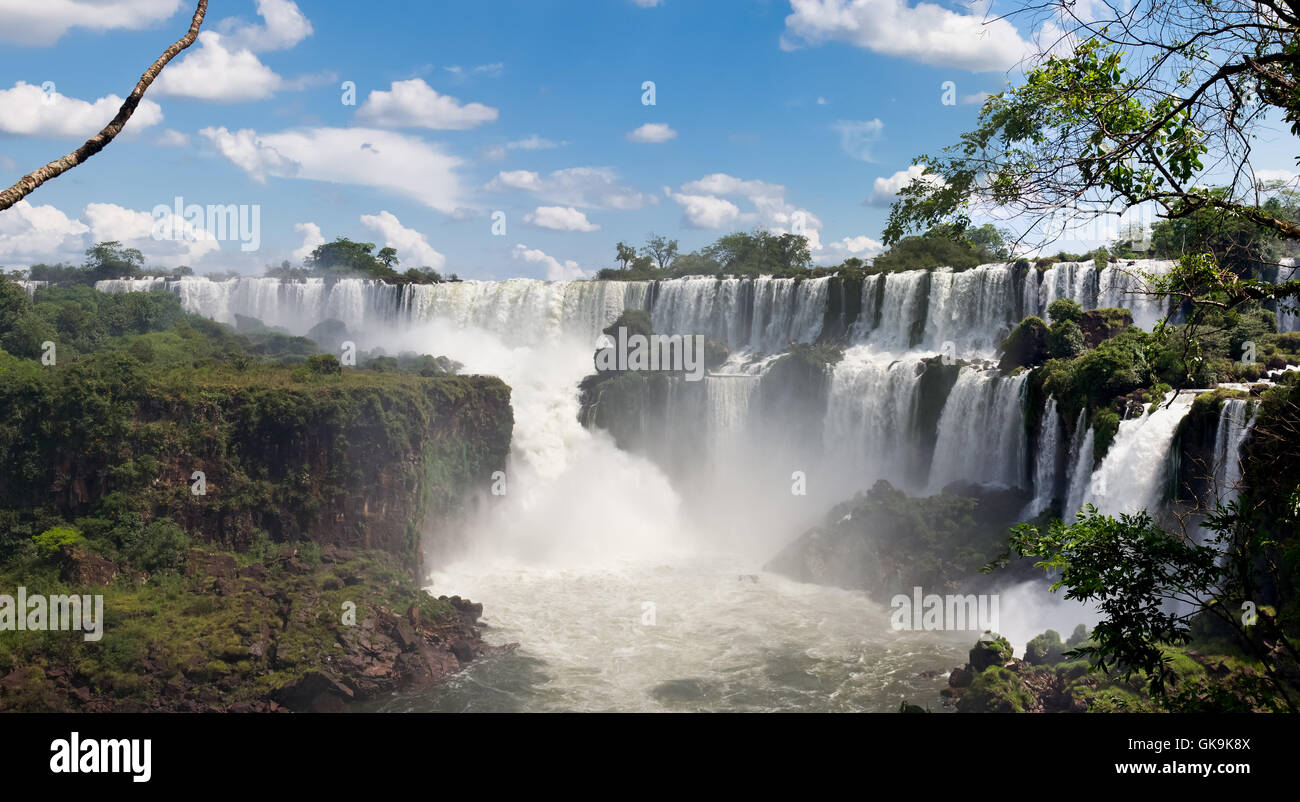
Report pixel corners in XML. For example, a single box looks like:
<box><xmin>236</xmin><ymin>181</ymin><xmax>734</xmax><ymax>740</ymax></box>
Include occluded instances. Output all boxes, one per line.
<box><xmin>85</xmin><ymin>201</ymin><xmax>221</xmax><ymax>265</ymax></box>
<box><xmin>820</xmin><ymin>235</ymin><xmax>884</xmax><ymax>264</ymax></box>
<box><xmin>356</xmin><ymin>79</ymin><xmax>498</xmax><ymax>130</ymax></box>
<box><xmin>524</xmin><ymin>206</ymin><xmax>600</xmax><ymax>232</ymax></box>
<box><xmin>627</xmin><ymin>123</ymin><xmax>677</xmax><ymax>143</ymax></box>
<box><xmin>664</xmin><ymin>190</ymin><xmax>742</xmax><ymax>229</ymax></box>
<box><xmin>866</xmin><ymin>163</ymin><xmax>945</xmax><ymax>205</ymax></box>
<box><xmin>486</xmin><ymin>166</ymin><xmax>655</xmax><ymax>210</ymax></box>
<box><xmin>0</xmin><ymin>0</ymin><xmax>184</xmax><ymax>46</ymax></box>
<box><xmin>290</xmin><ymin>221</ymin><xmax>324</xmax><ymax>262</ymax></box>
<box><xmin>781</xmin><ymin>0</ymin><xmax>1038</xmax><ymax>73</ymax></box>
<box><xmin>512</xmin><ymin>243</ymin><xmax>586</xmax><ymax>281</ymax></box>
<box><xmin>0</xmin><ymin>201</ymin><xmax>90</xmax><ymax>266</ymax></box>
<box><xmin>201</xmin><ymin>126</ymin><xmax>466</xmax><ymax>214</ymax></box>
<box><xmin>0</xmin><ymin>81</ymin><xmax>163</xmax><ymax>139</ymax></box>
<box><xmin>154</xmin><ymin>32</ymin><xmax>284</xmax><ymax>102</ymax></box>
<box><xmin>670</xmin><ymin>173</ymin><xmax>822</xmax><ymax>248</ymax></box>
<box><xmin>360</xmin><ymin>210</ymin><xmax>446</xmax><ymax>270</ymax></box>
<box><xmin>217</xmin><ymin>0</ymin><xmax>312</xmax><ymax>51</ymax></box>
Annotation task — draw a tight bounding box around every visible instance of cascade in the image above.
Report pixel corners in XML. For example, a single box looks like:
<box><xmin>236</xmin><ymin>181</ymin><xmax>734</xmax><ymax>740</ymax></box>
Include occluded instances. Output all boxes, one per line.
<box><xmin>820</xmin><ymin>349</ymin><xmax>932</xmax><ymax>492</ymax></box>
<box><xmin>1210</xmin><ymin>399</ymin><xmax>1256</xmax><ymax>504</ymax></box>
<box><xmin>1080</xmin><ymin>392</ymin><xmax>1196</xmax><ymax>520</ymax></box>
<box><xmin>1278</xmin><ymin>258</ymin><xmax>1299</xmax><ymax>333</ymax></box>
<box><xmin>1024</xmin><ymin>395</ymin><xmax>1064</xmax><ymax>517</ymax></box>
<box><xmin>926</xmin><ymin>368</ymin><xmax>1029</xmax><ymax>493</ymax></box>
<box><xmin>1063</xmin><ymin>413</ymin><xmax>1095</xmax><ymax>519</ymax></box>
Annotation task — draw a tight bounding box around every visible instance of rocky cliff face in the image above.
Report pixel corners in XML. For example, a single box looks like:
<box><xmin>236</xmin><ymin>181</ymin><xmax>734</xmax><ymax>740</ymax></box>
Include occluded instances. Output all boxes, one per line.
<box><xmin>4</xmin><ymin>371</ymin><xmax>512</xmax><ymax>575</ymax></box>
<box><xmin>0</xmin><ymin>363</ymin><xmax>515</xmax><ymax>712</ymax></box>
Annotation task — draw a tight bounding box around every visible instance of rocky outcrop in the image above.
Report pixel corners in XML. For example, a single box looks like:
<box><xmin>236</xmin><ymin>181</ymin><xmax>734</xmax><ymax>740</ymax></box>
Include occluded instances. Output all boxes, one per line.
<box><xmin>0</xmin><ymin>547</ymin><xmax>514</xmax><ymax>713</ymax></box>
<box><xmin>765</xmin><ymin>480</ymin><xmax>1034</xmax><ymax>602</ymax></box>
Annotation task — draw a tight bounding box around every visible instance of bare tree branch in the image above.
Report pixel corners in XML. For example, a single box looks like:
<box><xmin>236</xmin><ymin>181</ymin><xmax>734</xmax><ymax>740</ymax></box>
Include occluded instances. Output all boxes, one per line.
<box><xmin>0</xmin><ymin>0</ymin><xmax>208</xmax><ymax>212</ymax></box>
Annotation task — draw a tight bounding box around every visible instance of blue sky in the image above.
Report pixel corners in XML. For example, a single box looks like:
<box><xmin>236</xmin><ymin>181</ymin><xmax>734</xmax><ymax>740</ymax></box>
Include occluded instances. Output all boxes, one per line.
<box><xmin>1</xmin><ymin>0</ymin><xmax>1296</xmax><ymax>279</ymax></box>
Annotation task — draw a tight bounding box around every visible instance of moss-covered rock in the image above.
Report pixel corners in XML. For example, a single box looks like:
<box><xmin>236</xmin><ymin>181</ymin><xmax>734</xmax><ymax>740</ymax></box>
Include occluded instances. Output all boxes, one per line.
<box><xmin>999</xmin><ymin>316</ymin><xmax>1048</xmax><ymax>372</ymax></box>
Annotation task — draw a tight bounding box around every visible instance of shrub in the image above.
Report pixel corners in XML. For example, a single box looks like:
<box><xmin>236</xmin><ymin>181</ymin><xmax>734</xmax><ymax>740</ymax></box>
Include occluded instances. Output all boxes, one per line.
<box><xmin>1046</xmin><ymin>319</ymin><xmax>1086</xmax><ymax>359</ymax></box>
<box><xmin>305</xmin><ymin>353</ymin><xmax>343</xmax><ymax>375</ymax></box>
<box><xmin>1047</xmin><ymin>298</ymin><xmax>1084</xmax><ymax>325</ymax></box>
<box><xmin>32</xmin><ymin>526</ymin><xmax>85</xmax><ymax>559</ymax></box>
<box><xmin>999</xmin><ymin>316</ymin><xmax>1048</xmax><ymax>371</ymax></box>
<box><xmin>121</xmin><ymin>518</ymin><xmax>190</xmax><ymax>574</ymax></box>
<box><xmin>1024</xmin><ymin>629</ymin><xmax>1068</xmax><ymax>665</ymax></box>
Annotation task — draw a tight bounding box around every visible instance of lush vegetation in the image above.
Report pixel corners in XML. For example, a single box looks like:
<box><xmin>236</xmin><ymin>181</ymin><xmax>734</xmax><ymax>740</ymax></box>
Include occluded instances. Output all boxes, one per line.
<box><xmin>596</xmin><ymin>225</ymin><xmax>1014</xmax><ymax>281</ymax></box>
<box><xmin>0</xmin><ymin>278</ymin><xmax>512</xmax><ymax>710</ymax></box>
<box><xmin>892</xmin><ymin>0</ymin><xmax>1300</xmax><ymax>713</ymax></box>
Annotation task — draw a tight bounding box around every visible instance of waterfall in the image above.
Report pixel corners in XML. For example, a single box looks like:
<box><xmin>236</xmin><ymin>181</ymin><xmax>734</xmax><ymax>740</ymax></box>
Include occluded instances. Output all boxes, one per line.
<box><xmin>821</xmin><ymin>349</ymin><xmax>930</xmax><ymax>491</ymax></box>
<box><xmin>927</xmin><ymin>368</ymin><xmax>1029</xmax><ymax>492</ymax></box>
<box><xmin>95</xmin><ymin>260</ymin><xmax>1186</xmax><ymax>355</ymax></box>
<box><xmin>1188</xmin><ymin>397</ymin><xmax>1259</xmax><ymax>548</ymax></box>
<box><xmin>923</xmin><ymin>263</ymin><xmax>1020</xmax><ymax>355</ymax></box>
<box><xmin>10</xmin><ymin>279</ymin><xmax>47</xmax><ymax>297</ymax></box>
<box><xmin>1038</xmin><ymin>262</ymin><xmax>1099</xmax><ymax>314</ymax></box>
<box><xmin>1063</xmin><ymin>410</ymin><xmax>1094</xmax><ymax>518</ymax></box>
<box><xmin>1096</xmin><ymin>260</ymin><xmax>1177</xmax><ymax>331</ymax></box>
<box><xmin>1209</xmin><ymin>399</ymin><xmax>1257</xmax><ymax>508</ymax></box>
<box><xmin>705</xmin><ymin>374</ymin><xmax>760</xmax><ymax>455</ymax></box>
<box><xmin>1277</xmin><ymin>258</ymin><xmax>1299</xmax><ymax>333</ymax></box>
<box><xmin>1080</xmin><ymin>392</ymin><xmax>1196</xmax><ymax>519</ymax></box>
<box><xmin>862</xmin><ymin>270</ymin><xmax>928</xmax><ymax>350</ymax></box>
<box><xmin>848</xmin><ymin>274</ymin><xmax>884</xmax><ymax>342</ymax></box>
<box><xmin>1024</xmin><ymin>395</ymin><xmax>1064</xmax><ymax>517</ymax></box>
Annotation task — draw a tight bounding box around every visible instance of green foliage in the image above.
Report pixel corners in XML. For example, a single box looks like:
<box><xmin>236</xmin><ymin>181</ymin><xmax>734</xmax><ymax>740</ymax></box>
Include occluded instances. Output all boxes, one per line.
<box><xmin>870</xmin><ymin>225</ymin><xmax>991</xmax><ymax>273</ymax></box>
<box><xmin>1046</xmin><ymin>319</ymin><xmax>1086</xmax><ymax>360</ymax></box>
<box><xmin>600</xmin><ymin>230</ymin><xmax>814</xmax><ymax>280</ymax></box>
<box><xmin>32</xmin><ymin>526</ymin><xmax>85</xmax><ymax>559</ymax></box>
<box><xmin>957</xmin><ymin>666</ymin><xmax>1037</xmax><ymax>713</ymax></box>
<box><xmin>1046</xmin><ymin>298</ymin><xmax>1083</xmax><ymax>325</ymax></box>
<box><xmin>602</xmin><ymin>309</ymin><xmax>654</xmax><ymax>340</ymax></box>
<box><xmin>1024</xmin><ymin>629</ymin><xmax>1068</xmax><ymax>665</ymax></box>
<box><xmin>121</xmin><ymin>518</ymin><xmax>190</xmax><ymax>574</ymax></box>
<box><xmin>999</xmin><ymin>316</ymin><xmax>1048</xmax><ymax>371</ymax></box>
<box><xmin>299</xmin><ymin>237</ymin><xmax>442</xmax><ymax>283</ymax></box>
<box><xmin>1003</xmin><ymin>507</ymin><xmax>1224</xmax><ymax>696</ymax></box>
<box><xmin>305</xmin><ymin>353</ymin><xmax>343</xmax><ymax>375</ymax></box>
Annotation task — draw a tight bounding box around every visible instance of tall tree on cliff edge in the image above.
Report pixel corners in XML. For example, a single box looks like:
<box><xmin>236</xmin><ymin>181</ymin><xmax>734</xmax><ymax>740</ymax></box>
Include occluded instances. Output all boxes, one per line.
<box><xmin>884</xmin><ymin>0</ymin><xmax>1300</xmax><ymax>315</ymax></box>
<box><xmin>0</xmin><ymin>1</ymin><xmax>208</xmax><ymax>212</ymax></box>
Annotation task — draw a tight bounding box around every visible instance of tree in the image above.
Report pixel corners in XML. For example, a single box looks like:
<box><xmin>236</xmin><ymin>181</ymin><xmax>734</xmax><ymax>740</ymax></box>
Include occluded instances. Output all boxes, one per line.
<box><xmin>615</xmin><ymin>242</ymin><xmax>637</xmax><ymax>270</ymax></box>
<box><xmin>377</xmin><ymin>247</ymin><xmax>399</xmax><ymax>269</ymax></box>
<box><xmin>0</xmin><ymin>1</ymin><xmax>208</xmax><ymax>211</ymax></box>
<box><xmin>966</xmin><ymin>224</ymin><xmax>1010</xmax><ymax>260</ymax></box>
<box><xmin>84</xmin><ymin>241</ymin><xmax>145</xmax><ymax>282</ymax></box>
<box><xmin>884</xmin><ymin>2</ymin><xmax>1300</xmax><ymax>249</ymax></box>
<box><xmin>643</xmin><ymin>233</ymin><xmax>678</xmax><ymax>272</ymax></box>
<box><xmin>305</xmin><ymin>238</ymin><xmax>388</xmax><ymax>277</ymax></box>
<box><xmin>999</xmin><ymin>506</ymin><xmax>1299</xmax><ymax>710</ymax></box>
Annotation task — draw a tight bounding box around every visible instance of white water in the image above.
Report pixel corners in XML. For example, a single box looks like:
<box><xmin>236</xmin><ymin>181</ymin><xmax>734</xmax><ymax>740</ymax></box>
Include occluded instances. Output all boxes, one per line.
<box><xmin>927</xmin><ymin>368</ymin><xmax>1029</xmax><ymax>492</ymax></box>
<box><xmin>1080</xmin><ymin>392</ymin><xmax>1197</xmax><ymax>520</ymax></box>
<box><xmin>1209</xmin><ymin>399</ymin><xmax>1256</xmax><ymax>505</ymax></box>
<box><xmin>1024</xmin><ymin>396</ymin><xmax>1064</xmax><ymax>518</ymax></box>
<box><xmin>95</xmin><ymin>270</ymin><xmax>1166</xmax><ymax>708</ymax></box>
<box><xmin>1278</xmin><ymin>258</ymin><xmax>1299</xmax><ymax>333</ymax></box>
<box><xmin>1063</xmin><ymin>414</ymin><xmax>1095</xmax><ymax>520</ymax></box>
